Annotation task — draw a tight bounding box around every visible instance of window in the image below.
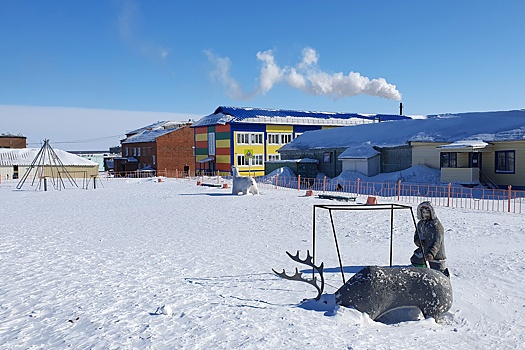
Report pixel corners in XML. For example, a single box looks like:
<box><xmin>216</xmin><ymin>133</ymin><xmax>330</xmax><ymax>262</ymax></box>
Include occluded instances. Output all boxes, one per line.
<box><xmin>251</xmin><ymin>133</ymin><xmax>263</xmax><ymax>144</ymax></box>
<box><xmin>323</xmin><ymin>152</ymin><xmax>331</xmax><ymax>163</ymax></box>
<box><xmin>267</xmin><ymin>133</ymin><xmax>292</xmax><ymax>145</ymax></box>
<box><xmin>440</xmin><ymin>152</ymin><xmax>457</xmax><ymax>168</ymax></box>
<box><xmin>237</xmin><ymin>133</ymin><xmax>249</xmax><ymax>144</ymax></box>
<box><xmin>237</xmin><ymin>154</ymin><xmax>264</xmax><ymax>166</ymax></box>
<box><xmin>208</xmin><ymin>132</ymin><xmax>216</xmax><ymax>155</ymax></box>
<box><xmin>281</xmin><ymin>134</ymin><xmax>292</xmax><ymax>144</ymax></box>
<box><xmin>137</xmin><ymin>147</ymin><xmax>141</xmax><ymax>157</ymax></box>
<box><xmin>495</xmin><ymin>150</ymin><xmax>515</xmax><ymax>173</ymax></box>
<box><xmin>237</xmin><ymin>154</ymin><xmax>247</xmax><ymax>166</ymax></box>
<box><xmin>125</xmin><ymin>147</ymin><xmax>129</xmax><ymax>156</ymax></box>
<box><xmin>268</xmin><ymin>134</ymin><xmax>280</xmax><ymax>145</ymax></box>
<box><xmin>236</xmin><ymin>132</ymin><xmax>263</xmax><ymax>145</ymax></box>
<box><xmin>252</xmin><ymin>154</ymin><xmax>264</xmax><ymax>166</ymax></box>
<box><xmin>268</xmin><ymin>154</ymin><xmax>280</xmax><ymax>161</ymax></box>
<box><xmin>152</xmin><ymin>155</ymin><xmax>156</xmax><ymax>165</ymax></box>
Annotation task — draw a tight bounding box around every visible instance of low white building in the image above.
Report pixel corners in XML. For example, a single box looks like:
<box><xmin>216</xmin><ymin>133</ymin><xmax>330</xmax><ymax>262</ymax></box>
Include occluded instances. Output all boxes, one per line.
<box><xmin>0</xmin><ymin>148</ymin><xmax>99</xmax><ymax>181</ymax></box>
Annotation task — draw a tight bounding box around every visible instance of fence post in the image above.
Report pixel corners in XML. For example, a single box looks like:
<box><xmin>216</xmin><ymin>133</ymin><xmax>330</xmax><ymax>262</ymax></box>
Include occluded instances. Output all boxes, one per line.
<box><xmin>508</xmin><ymin>185</ymin><xmax>512</xmax><ymax>212</ymax></box>
<box><xmin>275</xmin><ymin>174</ymin><xmax>278</xmax><ymax>189</ymax></box>
<box><xmin>298</xmin><ymin>175</ymin><xmax>301</xmax><ymax>191</ymax></box>
<box><xmin>217</xmin><ymin>170</ymin><xmax>220</xmax><ymax>184</ymax></box>
<box><xmin>357</xmin><ymin>178</ymin><xmax>360</xmax><ymax>196</ymax></box>
<box><xmin>323</xmin><ymin>176</ymin><xmax>327</xmax><ymax>193</ymax></box>
<box><xmin>397</xmin><ymin>180</ymin><xmax>401</xmax><ymax>200</ymax></box>
<box><xmin>447</xmin><ymin>183</ymin><xmax>451</xmax><ymax>207</ymax></box>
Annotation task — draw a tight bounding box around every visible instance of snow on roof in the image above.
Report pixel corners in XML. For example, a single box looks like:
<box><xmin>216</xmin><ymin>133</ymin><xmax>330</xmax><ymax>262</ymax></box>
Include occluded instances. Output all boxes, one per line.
<box><xmin>192</xmin><ymin>106</ymin><xmax>409</xmax><ymax>127</ymax></box>
<box><xmin>338</xmin><ymin>145</ymin><xmax>380</xmax><ymax>159</ymax></box>
<box><xmin>0</xmin><ymin>148</ymin><xmax>99</xmax><ymax>166</ymax></box>
<box><xmin>126</xmin><ymin>121</ymin><xmax>167</xmax><ymax>136</ymax></box>
<box><xmin>122</xmin><ymin>128</ymin><xmax>176</xmax><ymax>144</ymax></box>
<box><xmin>279</xmin><ymin>109</ymin><xmax>525</xmax><ymax>151</ymax></box>
<box><xmin>123</xmin><ymin>121</ymin><xmax>190</xmax><ymax>144</ymax></box>
<box><xmin>125</xmin><ymin>120</ymin><xmax>190</xmax><ymax>136</ymax></box>
<box><xmin>266</xmin><ymin>158</ymin><xmax>319</xmax><ymax>163</ymax></box>
<box><xmin>437</xmin><ymin>140</ymin><xmax>490</xmax><ymax>150</ymax></box>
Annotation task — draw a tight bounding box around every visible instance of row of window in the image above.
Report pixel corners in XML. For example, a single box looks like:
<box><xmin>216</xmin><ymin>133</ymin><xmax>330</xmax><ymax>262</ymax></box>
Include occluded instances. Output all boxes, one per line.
<box><xmin>124</xmin><ymin>146</ymin><xmax>153</xmax><ymax>157</ymax></box>
<box><xmin>440</xmin><ymin>151</ymin><xmax>515</xmax><ymax>173</ymax></box>
<box><xmin>236</xmin><ymin>154</ymin><xmax>281</xmax><ymax>166</ymax></box>
<box><xmin>124</xmin><ymin>147</ymin><xmax>156</xmax><ymax>165</ymax></box>
<box><xmin>236</xmin><ymin>132</ymin><xmax>302</xmax><ymax>145</ymax></box>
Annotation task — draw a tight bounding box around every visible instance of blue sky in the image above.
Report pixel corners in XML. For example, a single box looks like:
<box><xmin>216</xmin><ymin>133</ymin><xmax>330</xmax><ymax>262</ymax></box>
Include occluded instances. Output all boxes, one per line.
<box><xmin>1</xmin><ymin>0</ymin><xmax>524</xmax><ymax>117</ymax></box>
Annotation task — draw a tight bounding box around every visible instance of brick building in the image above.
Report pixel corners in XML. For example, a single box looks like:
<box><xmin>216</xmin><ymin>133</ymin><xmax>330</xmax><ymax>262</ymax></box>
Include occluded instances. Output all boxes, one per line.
<box><xmin>117</xmin><ymin>121</ymin><xmax>194</xmax><ymax>176</ymax></box>
<box><xmin>0</xmin><ymin>134</ymin><xmax>26</xmax><ymax>148</ymax></box>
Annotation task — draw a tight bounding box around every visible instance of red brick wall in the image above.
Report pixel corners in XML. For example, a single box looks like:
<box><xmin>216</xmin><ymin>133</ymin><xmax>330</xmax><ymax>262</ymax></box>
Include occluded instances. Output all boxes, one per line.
<box><xmin>0</xmin><ymin>136</ymin><xmax>26</xmax><ymax>148</ymax></box>
<box><xmin>156</xmin><ymin>125</ymin><xmax>195</xmax><ymax>174</ymax></box>
<box><xmin>122</xmin><ymin>142</ymin><xmax>156</xmax><ymax>168</ymax></box>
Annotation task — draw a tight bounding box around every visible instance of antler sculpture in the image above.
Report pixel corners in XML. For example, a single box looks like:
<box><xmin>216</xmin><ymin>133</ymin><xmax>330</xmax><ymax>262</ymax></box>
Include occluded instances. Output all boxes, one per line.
<box><xmin>272</xmin><ymin>250</ymin><xmax>325</xmax><ymax>300</ymax></box>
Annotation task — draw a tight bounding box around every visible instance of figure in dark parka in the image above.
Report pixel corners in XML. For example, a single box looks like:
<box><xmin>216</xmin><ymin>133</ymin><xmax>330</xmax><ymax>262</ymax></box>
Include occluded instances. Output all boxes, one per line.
<box><xmin>410</xmin><ymin>201</ymin><xmax>447</xmax><ymax>272</ymax></box>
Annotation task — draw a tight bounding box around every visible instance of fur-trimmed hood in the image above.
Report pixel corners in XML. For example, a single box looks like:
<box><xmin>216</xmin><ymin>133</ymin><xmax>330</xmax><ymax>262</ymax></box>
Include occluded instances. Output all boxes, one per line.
<box><xmin>416</xmin><ymin>201</ymin><xmax>438</xmax><ymax>220</ymax></box>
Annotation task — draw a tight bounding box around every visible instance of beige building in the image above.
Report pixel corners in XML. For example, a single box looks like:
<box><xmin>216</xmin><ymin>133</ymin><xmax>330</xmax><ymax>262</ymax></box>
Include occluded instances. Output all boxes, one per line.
<box><xmin>0</xmin><ymin>148</ymin><xmax>99</xmax><ymax>182</ymax></box>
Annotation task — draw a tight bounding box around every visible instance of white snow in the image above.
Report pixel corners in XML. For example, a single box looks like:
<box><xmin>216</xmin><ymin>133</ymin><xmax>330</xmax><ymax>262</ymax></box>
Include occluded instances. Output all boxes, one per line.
<box><xmin>0</xmin><ymin>147</ymin><xmax>99</xmax><ymax>166</ymax></box>
<box><xmin>281</xmin><ymin>109</ymin><xmax>525</xmax><ymax>151</ymax></box>
<box><xmin>1</xmin><ymin>175</ymin><xmax>524</xmax><ymax>349</ymax></box>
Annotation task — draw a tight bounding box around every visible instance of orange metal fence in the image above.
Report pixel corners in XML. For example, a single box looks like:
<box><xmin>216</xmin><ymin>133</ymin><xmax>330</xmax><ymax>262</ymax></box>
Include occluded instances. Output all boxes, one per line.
<box><xmin>251</xmin><ymin>174</ymin><xmax>524</xmax><ymax>214</ymax></box>
<box><xmin>9</xmin><ymin>169</ymin><xmax>519</xmax><ymax>214</ymax></box>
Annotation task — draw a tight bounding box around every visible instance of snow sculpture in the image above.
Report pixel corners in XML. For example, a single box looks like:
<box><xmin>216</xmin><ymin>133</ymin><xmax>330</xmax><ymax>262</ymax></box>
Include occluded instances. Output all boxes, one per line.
<box><xmin>336</xmin><ymin>266</ymin><xmax>452</xmax><ymax>320</ymax></box>
<box><xmin>231</xmin><ymin>166</ymin><xmax>259</xmax><ymax>195</ymax></box>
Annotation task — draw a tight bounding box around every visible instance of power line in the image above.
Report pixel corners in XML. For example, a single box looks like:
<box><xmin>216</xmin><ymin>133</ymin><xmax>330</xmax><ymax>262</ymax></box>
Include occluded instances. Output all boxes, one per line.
<box><xmin>26</xmin><ymin>134</ymin><xmax>124</xmax><ymax>146</ymax></box>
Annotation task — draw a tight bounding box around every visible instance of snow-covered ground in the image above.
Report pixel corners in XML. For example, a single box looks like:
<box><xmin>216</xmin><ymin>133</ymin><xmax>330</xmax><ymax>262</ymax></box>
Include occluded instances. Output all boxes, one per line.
<box><xmin>1</xmin><ymin>177</ymin><xmax>524</xmax><ymax>349</ymax></box>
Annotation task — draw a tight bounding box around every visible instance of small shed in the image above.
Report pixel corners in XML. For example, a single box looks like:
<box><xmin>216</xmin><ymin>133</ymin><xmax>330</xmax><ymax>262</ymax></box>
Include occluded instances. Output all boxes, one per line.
<box><xmin>338</xmin><ymin>145</ymin><xmax>381</xmax><ymax>177</ymax></box>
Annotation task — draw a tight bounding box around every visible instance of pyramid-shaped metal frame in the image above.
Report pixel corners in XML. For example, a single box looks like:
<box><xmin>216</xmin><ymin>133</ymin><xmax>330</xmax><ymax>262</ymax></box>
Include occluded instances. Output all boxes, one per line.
<box><xmin>16</xmin><ymin>139</ymin><xmax>78</xmax><ymax>191</ymax></box>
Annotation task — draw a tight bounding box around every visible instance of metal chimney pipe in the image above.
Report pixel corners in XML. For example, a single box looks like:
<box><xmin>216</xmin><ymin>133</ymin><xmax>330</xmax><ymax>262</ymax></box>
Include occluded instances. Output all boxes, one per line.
<box><xmin>399</xmin><ymin>102</ymin><xmax>403</xmax><ymax>115</ymax></box>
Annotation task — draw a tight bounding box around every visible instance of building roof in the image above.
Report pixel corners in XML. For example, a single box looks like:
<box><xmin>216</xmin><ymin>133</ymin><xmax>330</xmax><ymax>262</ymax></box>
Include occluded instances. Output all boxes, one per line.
<box><xmin>0</xmin><ymin>133</ymin><xmax>26</xmax><ymax>139</ymax></box>
<box><xmin>279</xmin><ymin>109</ymin><xmax>525</xmax><ymax>152</ymax></box>
<box><xmin>125</xmin><ymin>121</ymin><xmax>167</xmax><ymax>136</ymax></box>
<box><xmin>122</xmin><ymin>128</ymin><xmax>176</xmax><ymax>144</ymax></box>
<box><xmin>266</xmin><ymin>158</ymin><xmax>319</xmax><ymax>164</ymax></box>
<box><xmin>0</xmin><ymin>148</ymin><xmax>99</xmax><ymax>166</ymax></box>
<box><xmin>437</xmin><ymin>140</ymin><xmax>490</xmax><ymax>151</ymax></box>
<box><xmin>122</xmin><ymin>121</ymin><xmax>190</xmax><ymax>144</ymax></box>
<box><xmin>192</xmin><ymin>106</ymin><xmax>409</xmax><ymax>127</ymax></box>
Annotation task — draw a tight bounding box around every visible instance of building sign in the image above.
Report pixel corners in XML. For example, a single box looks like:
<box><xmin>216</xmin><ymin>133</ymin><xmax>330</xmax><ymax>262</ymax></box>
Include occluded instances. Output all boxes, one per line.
<box><xmin>244</xmin><ymin>149</ymin><xmax>254</xmax><ymax>159</ymax></box>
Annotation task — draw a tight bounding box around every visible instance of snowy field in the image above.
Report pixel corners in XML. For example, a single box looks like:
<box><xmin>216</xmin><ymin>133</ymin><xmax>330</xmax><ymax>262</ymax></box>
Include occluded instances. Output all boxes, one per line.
<box><xmin>1</xmin><ymin>178</ymin><xmax>524</xmax><ymax>349</ymax></box>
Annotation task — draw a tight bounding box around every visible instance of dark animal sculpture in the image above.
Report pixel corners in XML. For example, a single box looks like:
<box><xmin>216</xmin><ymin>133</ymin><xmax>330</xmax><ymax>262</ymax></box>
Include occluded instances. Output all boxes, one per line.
<box><xmin>274</xmin><ymin>251</ymin><xmax>452</xmax><ymax>321</ymax></box>
<box><xmin>335</xmin><ymin>265</ymin><xmax>452</xmax><ymax>320</ymax></box>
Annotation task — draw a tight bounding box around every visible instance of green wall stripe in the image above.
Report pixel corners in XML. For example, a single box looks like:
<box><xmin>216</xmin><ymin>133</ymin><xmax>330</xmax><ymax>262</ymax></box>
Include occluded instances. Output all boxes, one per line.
<box><xmin>215</xmin><ymin>131</ymin><xmax>230</xmax><ymax>140</ymax></box>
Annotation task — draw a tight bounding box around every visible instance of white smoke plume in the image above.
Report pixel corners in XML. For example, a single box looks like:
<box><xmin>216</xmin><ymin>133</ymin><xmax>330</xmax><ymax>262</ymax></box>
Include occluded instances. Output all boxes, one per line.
<box><xmin>204</xmin><ymin>50</ymin><xmax>255</xmax><ymax>100</ymax></box>
<box><xmin>116</xmin><ymin>0</ymin><xmax>169</xmax><ymax>63</ymax></box>
<box><xmin>206</xmin><ymin>47</ymin><xmax>402</xmax><ymax>101</ymax></box>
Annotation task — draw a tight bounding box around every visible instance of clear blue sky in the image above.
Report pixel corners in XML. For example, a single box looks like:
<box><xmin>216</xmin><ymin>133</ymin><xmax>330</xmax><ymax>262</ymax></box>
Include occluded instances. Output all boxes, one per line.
<box><xmin>1</xmin><ymin>0</ymin><xmax>524</xmax><ymax>116</ymax></box>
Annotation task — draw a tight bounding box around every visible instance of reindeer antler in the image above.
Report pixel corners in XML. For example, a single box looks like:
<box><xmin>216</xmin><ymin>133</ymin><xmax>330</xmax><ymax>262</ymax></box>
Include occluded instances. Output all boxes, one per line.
<box><xmin>272</xmin><ymin>250</ymin><xmax>325</xmax><ymax>301</ymax></box>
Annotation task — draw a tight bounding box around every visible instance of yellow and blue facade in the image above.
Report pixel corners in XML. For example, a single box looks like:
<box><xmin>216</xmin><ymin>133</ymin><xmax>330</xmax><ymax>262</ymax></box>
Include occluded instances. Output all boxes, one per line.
<box><xmin>192</xmin><ymin>106</ymin><xmax>384</xmax><ymax>176</ymax></box>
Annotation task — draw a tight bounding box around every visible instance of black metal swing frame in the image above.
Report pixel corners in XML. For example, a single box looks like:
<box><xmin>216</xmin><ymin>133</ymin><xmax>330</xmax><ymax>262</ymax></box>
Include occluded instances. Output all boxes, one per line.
<box><xmin>311</xmin><ymin>203</ymin><xmax>418</xmax><ymax>284</ymax></box>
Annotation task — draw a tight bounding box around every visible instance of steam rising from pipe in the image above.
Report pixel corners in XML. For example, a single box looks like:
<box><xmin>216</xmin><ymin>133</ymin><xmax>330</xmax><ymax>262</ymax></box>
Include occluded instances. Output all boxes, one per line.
<box><xmin>205</xmin><ymin>47</ymin><xmax>401</xmax><ymax>101</ymax></box>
